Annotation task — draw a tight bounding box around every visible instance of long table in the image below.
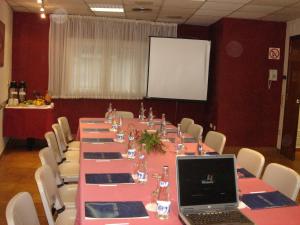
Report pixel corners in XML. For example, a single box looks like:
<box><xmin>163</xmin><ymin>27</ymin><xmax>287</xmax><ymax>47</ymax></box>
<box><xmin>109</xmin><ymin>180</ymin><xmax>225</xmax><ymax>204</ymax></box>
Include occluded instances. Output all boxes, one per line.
<box><xmin>76</xmin><ymin>118</ymin><xmax>300</xmax><ymax>225</ymax></box>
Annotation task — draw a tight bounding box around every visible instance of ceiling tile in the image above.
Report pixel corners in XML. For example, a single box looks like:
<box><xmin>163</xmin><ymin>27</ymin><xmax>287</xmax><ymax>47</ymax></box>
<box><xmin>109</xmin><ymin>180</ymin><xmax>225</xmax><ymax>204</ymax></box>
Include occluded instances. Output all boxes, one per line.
<box><xmin>249</xmin><ymin>0</ymin><xmax>299</xmax><ymax>7</ymax></box>
<box><xmin>200</xmin><ymin>2</ymin><xmax>245</xmax><ymax>11</ymax></box>
<box><xmin>239</xmin><ymin>4</ymin><xmax>282</xmax><ymax>13</ymax></box>
<box><xmin>228</xmin><ymin>11</ymin><xmax>271</xmax><ymax>19</ymax></box>
<box><xmin>94</xmin><ymin>12</ymin><xmax>125</xmax><ymax>17</ymax></box>
<box><xmin>159</xmin><ymin>7</ymin><xmax>195</xmax><ymax>17</ymax></box>
<box><xmin>163</xmin><ymin>0</ymin><xmax>205</xmax><ymax>9</ymax></box>
<box><xmin>195</xmin><ymin>9</ymin><xmax>234</xmax><ymax>17</ymax></box>
<box><xmin>186</xmin><ymin>15</ymin><xmax>221</xmax><ymax>26</ymax></box>
<box><xmin>207</xmin><ymin>0</ymin><xmax>251</xmax><ymax>3</ymax></box>
<box><xmin>156</xmin><ymin>17</ymin><xmax>186</xmax><ymax>24</ymax></box>
<box><xmin>262</xmin><ymin>13</ymin><xmax>299</xmax><ymax>21</ymax></box>
<box><xmin>123</xmin><ymin>0</ymin><xmax>162</xmax><ymax>7</ymax></box>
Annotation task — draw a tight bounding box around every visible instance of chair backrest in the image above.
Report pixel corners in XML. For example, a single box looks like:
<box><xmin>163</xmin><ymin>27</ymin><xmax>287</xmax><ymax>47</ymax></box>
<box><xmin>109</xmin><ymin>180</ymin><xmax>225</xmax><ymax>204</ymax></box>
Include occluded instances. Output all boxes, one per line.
<box><xmin>237</xmin><ymin>148</ymin><xmax>265</xmax><ymax>178</ymax></box>
<box><xmin>180</xmin><ymin>118</ymin><xmax>194</xmax><ymax>133</ymax></box>
<box><xmin>204</xmin><ymin>131</ymin><xmax>226</xmax><ymax>154</ymax></box>
<box><xmin>186</xmin><ymin>123</ymin><xmax>203</xmax><ymax>140</ymax></box>
<box><xmin>6</xmin><ymin>192</ymin><xmax>40</xmax><ymax>225</ymax></box>
<box><xmin>262</xmin><ymin>163</ymin><xmax>300</xmax><ymax>201</ymax></box>
<box><xmin>35</xmin><ymin>165</ymin><xmax>64</xmax><ymax>225</ymax></box>
<box><xmin>45</xmin><ymin>131</ymin><xmax>64</xmax><ymax>163</ymax></box>
<box><xmin>52</xmin><ymin>123</ymin><xmax>68</xmax><ymax>153</ymax></box>
<box><xmin>105</xmin><ymin>111</ymin><xmax>134</xmax><ymax>119</ymax></box>
<box><xmin>39</xmin><ymin>147</ymin><xmax>63</xmax><ymax>186</ymax></box>
<box><xmin>58</xmin><ymin>116</ymin><xmax>73</xmax><ymax>143</ymax></box>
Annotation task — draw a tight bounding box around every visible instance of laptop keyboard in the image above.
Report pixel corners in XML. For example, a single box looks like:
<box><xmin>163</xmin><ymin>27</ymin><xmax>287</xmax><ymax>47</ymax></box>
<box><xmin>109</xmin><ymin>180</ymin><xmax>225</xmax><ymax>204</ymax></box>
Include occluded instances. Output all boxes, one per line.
<box><xmin>186</xmin><ymin>210</ymin><xmax>252</xmax><ymax>225</ymax></box>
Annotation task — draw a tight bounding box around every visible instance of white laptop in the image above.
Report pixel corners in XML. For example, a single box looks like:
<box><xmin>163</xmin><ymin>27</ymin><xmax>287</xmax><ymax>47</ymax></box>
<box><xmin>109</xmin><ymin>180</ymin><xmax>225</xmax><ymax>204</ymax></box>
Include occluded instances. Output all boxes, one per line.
<box><xmin>176</xmin><ymin>154</ymin><xmax>255</xmax><ymax>225</ymax></box>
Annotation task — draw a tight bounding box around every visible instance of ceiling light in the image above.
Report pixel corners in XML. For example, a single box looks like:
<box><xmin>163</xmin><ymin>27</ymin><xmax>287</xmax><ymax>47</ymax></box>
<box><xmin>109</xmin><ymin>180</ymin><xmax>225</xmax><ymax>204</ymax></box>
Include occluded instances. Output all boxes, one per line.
<box><xmin>40</xmin><ymin>7</ymin><xmax>45</xmax><ymax>12</ymax></box>
<box><xmin>40</xmin><ymin>13</ymin><xmax>46</xmax><ymax>19</ymax></box>
<box><xmin>90</xmin><ymin>4</ymin><xmax>124</xmax><ymax>13</ymax></box>
<box><xmin>37</xmin><ymin>0</ymin><xmax>42</xmax><ymax>4</ymax></box>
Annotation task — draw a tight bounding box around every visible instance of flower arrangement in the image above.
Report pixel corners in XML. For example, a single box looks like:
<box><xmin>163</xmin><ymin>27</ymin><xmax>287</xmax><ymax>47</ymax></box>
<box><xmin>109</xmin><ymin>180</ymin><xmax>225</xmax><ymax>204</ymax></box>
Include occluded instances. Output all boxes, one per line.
<box><xmin>137</xmin><ymin>130</ymin><xmax>165</xmax><ymax>154</ymax></box>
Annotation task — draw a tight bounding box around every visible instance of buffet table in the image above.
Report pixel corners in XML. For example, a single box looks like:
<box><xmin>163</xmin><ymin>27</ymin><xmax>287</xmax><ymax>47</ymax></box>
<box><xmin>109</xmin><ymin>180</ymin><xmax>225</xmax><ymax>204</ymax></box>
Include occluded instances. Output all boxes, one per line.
<box><xmin>3</xmin><ymin>104</ymin><xmax>55</xmax><ymax>141</ymax></box>
<box><xmin>77</xmin><ymin>118</ymin><xmax>300</xmax><ymax>225</ymax></box>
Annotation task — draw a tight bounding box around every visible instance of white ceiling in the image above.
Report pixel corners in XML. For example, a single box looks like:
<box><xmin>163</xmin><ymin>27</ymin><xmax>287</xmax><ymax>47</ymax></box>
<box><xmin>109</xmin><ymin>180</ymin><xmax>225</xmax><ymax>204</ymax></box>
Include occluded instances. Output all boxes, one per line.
<box><xmin>6</xmin><ymin>0</ymin><xmax>300</xmax><ymax>25</ymax></box>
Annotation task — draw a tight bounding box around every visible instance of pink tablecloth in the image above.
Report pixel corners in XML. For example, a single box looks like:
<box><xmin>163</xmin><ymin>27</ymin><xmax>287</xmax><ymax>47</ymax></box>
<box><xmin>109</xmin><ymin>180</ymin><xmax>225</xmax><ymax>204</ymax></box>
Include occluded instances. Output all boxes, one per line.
<box><xmin>76</xmin><ymin>118</ymin><xmax>300</xmax><ymax>225</ymax></box>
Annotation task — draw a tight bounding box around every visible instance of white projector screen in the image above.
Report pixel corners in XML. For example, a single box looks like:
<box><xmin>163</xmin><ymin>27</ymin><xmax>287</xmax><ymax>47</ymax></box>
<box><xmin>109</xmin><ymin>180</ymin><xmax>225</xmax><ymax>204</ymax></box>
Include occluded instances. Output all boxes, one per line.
<box><xmin>147</xmin><ymin>37</ymin><xmax>211</xmax><ymax>100</ymax></box>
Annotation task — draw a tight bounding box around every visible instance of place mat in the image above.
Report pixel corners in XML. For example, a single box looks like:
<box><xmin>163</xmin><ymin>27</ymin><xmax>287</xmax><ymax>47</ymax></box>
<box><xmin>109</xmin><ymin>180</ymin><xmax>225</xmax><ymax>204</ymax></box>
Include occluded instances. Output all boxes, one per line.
<box><xmin>240</xmin><ymin>191</ymin><xmax>297</xmax><ymax>210</ymax></box>
<box><xmin>86</xmin><ymin>173</ymin><xmax>134</xmax><ymax>184</ymax></box>
<box><xmin>168</xmin><ymin>138</ymin><xmax>196</xmax><ymax>143</ymax></box>
<box><xmin>81</xmin><ymin>138</ymin><xmax>114</xmax><ymax>143</ymax></box>
<box><xmin>83</xmin><ymin>128</ymin><xmax>110</xmax><ymax>132</ymax></box>
<box><xmin>81</xmin><ymin>120</ymin><xmax>104</xmax><ymax>124</ymax></box>
<box><xmin>85</xmin><ymin>201</ymin><xmax>148</xmax><ymax>219</ymax></box>
<box><xmin>84</xmin><ymin>152</ymin><xmax>122</xmax><ymax>160</ymax></box>
<box><xmin>166</xmin><ymin>128</ymin><xmax>178</xmax><ymax>133</ymax></box>
<box><xmin>237</xmin><ymin>168</ymin><xmax>255</xmax><ymax>178</ymax></box>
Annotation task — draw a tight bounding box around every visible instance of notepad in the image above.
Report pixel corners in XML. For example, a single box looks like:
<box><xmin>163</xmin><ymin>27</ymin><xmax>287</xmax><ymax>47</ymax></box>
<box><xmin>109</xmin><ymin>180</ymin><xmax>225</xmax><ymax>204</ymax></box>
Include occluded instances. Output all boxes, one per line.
<box><xmin>83</xmin><ymin>128</ymin><xmax>110</xmax><ymax>132</ymax></box>
<box><xmin>84</xmin><ymin>152</ymin><xmax>122</xmax><ymax>160</ymax></box>
<box><xmin>237</xmin><ymin>168</ymin><xmax>255</xmax><ymax>178</ymax></box>
<box><xmin>86</xmin><ymin>173</ymin><xmax>134</xmax><ymax>184</ymax></box>
<box><xmin>85</xmin><ymin>201</ymin><xmax>149</xmax><ymax>219</ymax></box>
<box><xmin>81</xmin><ymin>138</ymin><xmax>114</xmax><ymax>143</ymax></box>
<box><xmin>241</xmin><ymin>191</ymin><xmax>297</xmax><ymax>210</ymax></box>
<box><xmin>81</xmin><ymin>120</ymin><xmax>104</xmax><ymax>124</ymax></box>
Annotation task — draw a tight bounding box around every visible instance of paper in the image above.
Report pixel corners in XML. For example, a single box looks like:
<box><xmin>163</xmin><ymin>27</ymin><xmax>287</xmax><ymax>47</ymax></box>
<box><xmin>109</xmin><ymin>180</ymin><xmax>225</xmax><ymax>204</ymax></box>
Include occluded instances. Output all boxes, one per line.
<box><xmin>84</xmin><ymin>152</ymin><xmax>122</xmax><ymax>160</ymax></box>
<box><xmin>237</xmin><ymin>168</ymin><xmax>255</xmax><ymax>178</ymax></box>
<box><xmin>85</xmin><ymin>201</ymin><xmax>149</xmax><ymax>219</ymax></box>
<box><xmin>82</xmin><ymin>138</ymin><xmax>114</xmax><ymax>143</ymax></box>
<box><xmin>86</xmin><ymin>173</ymin><xmax>134</xmax><ymax>184</ymax></box>
<box><xmin>83</xmin><ymin>128</ymin><xmax>110</xmax><ymax>132</ymax></box>
<box><xmin>241</xmin><ymin>191</ymin><xmax>297</xmax><ymax>210</ymax></box>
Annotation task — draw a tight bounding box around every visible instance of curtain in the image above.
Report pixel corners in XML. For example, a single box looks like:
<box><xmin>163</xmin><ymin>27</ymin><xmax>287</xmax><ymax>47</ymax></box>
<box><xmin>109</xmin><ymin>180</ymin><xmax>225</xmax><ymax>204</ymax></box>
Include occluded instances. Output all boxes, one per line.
<box><xmin>48</xmin><ymin>15</ymin><xmax>177</xmax><ymax>99</ymax></box>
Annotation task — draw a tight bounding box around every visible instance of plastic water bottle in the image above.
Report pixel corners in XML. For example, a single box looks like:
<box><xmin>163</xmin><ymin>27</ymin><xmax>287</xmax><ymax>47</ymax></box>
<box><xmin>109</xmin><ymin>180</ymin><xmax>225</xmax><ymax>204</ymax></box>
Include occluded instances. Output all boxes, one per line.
<box><xmin>139</xmin><ymin>102</ymin><xmax>145</xmax><ymax>120</ymax></box>
<box><xmin>177</xmin><ymin>123</ymin><xmax>182</xmax><ymax>136</ymax></box>
<box><xmin>127</xmin><ymin>140</ymin><xmax>136</xmax><ymax>159</ymax></box>
<box><xmin>197</xmin><ymin>135</ymin><xmax>203</xmax><ymax>155</ymax></box>
<box><xmin>148</xmin><ymin>107</ymin><xmax>154</xmax><ymax>127</ymax></box>
<box><xmin>106</xmin><ymin>103</ymin><xmax>113</xmax><ymax>123</ymax></box>
<box><xmin>137</xmin><ymin>144</ymin><xmax>147</xmax><ymax>183</ymax></box>
<box><xmin>157</xmin><ymin>166</ymin><xmax>171</xmax><ymax>219</ymax></box>
<box><xmin>160</xmin><ymin>113</ymin><xmax>167</xmax><ymax>138</ymax></box>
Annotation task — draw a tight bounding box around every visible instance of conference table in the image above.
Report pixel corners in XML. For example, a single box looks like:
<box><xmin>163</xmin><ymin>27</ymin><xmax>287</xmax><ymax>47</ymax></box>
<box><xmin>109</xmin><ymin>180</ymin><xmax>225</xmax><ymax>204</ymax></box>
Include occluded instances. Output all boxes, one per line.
<box><xmin>76</xmin><ymin>118</ymin><xmax>300</xmax><ymax>225</ymax></box>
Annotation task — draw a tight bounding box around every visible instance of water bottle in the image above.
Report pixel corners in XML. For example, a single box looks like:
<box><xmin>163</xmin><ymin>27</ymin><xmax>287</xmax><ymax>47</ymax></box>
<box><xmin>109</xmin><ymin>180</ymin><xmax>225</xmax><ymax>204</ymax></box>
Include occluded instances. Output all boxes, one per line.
<box><xmin>106</xmin><ymin>103</ymin><xmax>113</xmax><ymax>123</ymax></box>
<box><xmin>160</xmin><ymin>114</ymin><xmax>167</xmax><ymax>138</ymax></box>
<box><xmin>197</xmin><ymin>135</ymin><xmax>203</xmax><ymax>155</ymax></box>
<box><xmin>139</xmin><ymin>102</ymin><xmax>145</xmax><ymax>120</ymax></box>
<box><xmin>148</xmin><ymin>107</ymin><xmax>154</xmax><ymax>127</ymax></box>
<box><xmin>137</xmin><ymin>144</ymin><xmax>147</xmax><ymax>183</ymax></box>
<box><xmin>177</xmin><ymin>124</ymin><xmax>182</xmax><ymax>136</ymax></box>
<box><xmin>176</xmin><ymin>131</ymin><xmax>184</xmax><ymax>152</ymax></box>
<box><xmin>157</xmin><ymin>166</ymin><xmax>171</xmax><ymax>220</ymax></box>
<box><xmin>127</xmin><ymin>140</ymin><xmax>136</xmax><ymax>159</ymax></box>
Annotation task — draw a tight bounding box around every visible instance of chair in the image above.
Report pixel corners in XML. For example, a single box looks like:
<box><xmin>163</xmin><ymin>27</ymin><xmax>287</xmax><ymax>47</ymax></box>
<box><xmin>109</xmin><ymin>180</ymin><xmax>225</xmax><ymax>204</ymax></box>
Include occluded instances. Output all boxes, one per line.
<box><xmin>204</xmin><ymin>131</ymin><xmax>226</xmax><ymax>154</ymax></box>
<box><xmin>6</xmin><ymin>192</ymin><xmax>40</xmax><ymax>225</ymax></box>
<box><xmin>35</xmin><ymin>165</ymin><xmax>77</xmax><ymax>225</ymax></box>
<box><xmin>180</xmin><ymin>118</ymin><xmax>194</xmax><ymax>133</ymax></box>
<box><xmin>58</xmin><ymin>116</ymin><xmax>80</xmax><ymax>150</ymax></box>
<box><xmin>52</xmin><ymin>124</ymin><xmax>79</xmax><ymax>162</ymax></box>
<box><xmin>237</xmin><ymin>148</ymin><xmax>265</xmax><ymax>178</ymax></box>
<box><xmin>39</xmin><ymin>147</ymin><xmax>79</xmax><ymax>184</ymax></box>
<box><xmin>186</xmin><ymin>123</ymin><xmax>203</xmax><ymax>140</ymax></box>
<box><xmin>262</xmin><ymin>163</ymin><xmax>300</xmax><ymax>201</ymax></box>
<box><xmin>105</xmin><ymin>111</ymin><xmax>134</xmax><ymax>119</ymax></box>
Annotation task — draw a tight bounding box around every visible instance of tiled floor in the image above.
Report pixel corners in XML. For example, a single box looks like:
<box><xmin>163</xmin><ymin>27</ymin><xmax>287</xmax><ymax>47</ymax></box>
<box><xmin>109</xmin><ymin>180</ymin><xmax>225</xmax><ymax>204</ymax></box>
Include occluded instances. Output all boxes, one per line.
<box><xmin>0</xmin><ymin>140</ymin><xmax>299</xmax><ymax>225</ymax></box>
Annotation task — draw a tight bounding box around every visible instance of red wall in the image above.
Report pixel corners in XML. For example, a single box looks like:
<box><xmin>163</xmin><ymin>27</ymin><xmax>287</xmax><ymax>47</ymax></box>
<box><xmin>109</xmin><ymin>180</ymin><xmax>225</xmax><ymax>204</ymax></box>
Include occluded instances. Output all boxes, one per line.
<box><xmin>11</xmin><ymin>12</ymin><xmax>286</xmax><ymax>146</ymax></box>
<box><xmin>210</xmin><ymin>18</ymin><xmax>286</xmax><ymax>146</ymax></box>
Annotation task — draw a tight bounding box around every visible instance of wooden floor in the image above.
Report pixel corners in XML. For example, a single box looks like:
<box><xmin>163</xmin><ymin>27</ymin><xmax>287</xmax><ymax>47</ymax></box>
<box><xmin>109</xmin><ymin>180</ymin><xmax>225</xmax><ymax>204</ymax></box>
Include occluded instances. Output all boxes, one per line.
<box><xmin>1</xmin><ymin>140</ymin><xmax>300</xmax><ymax>225</ymax></box>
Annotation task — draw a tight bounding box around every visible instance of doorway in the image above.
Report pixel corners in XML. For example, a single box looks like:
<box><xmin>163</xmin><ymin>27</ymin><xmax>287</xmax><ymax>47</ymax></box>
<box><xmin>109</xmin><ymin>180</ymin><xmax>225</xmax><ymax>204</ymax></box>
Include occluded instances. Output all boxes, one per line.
<box><xmin>280</xmin><ymin>35</ymin><xmax>300</xmax><ymax>160</ymax></box>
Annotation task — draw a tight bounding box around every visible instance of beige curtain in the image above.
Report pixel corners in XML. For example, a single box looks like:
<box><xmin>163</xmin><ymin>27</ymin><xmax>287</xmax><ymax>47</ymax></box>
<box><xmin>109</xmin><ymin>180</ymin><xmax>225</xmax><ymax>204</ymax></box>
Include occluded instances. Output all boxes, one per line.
<box><xmin>48</xmin><ymin>15</ymin><xmax>177</xmax><ymax>99</ymax></box>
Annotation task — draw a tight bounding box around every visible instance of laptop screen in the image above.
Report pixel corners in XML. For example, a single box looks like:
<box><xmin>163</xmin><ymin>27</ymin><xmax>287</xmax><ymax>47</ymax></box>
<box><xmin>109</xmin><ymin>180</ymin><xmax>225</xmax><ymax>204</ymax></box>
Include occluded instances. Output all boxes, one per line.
<box><xmin>177</xmin><ymin>155</ymin><xmax>237</xmax><ymax>207</ymax></box>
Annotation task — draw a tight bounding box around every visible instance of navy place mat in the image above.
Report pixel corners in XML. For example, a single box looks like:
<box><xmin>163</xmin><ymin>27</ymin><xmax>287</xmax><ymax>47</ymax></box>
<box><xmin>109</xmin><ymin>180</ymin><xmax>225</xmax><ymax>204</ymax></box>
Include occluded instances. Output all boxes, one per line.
<box><xmin>237</xmin><ymin>168</ymin><xmax>255</xmax><ymax>178</ymax></box>
<box><xmin>205</xmin><ymin>151</ymin><xmax>219</xmax><ymax>155</ymax></box>
<box><xmin>81</xmin><ymin>138</ymin><xmax>114</xmax><ymax>143</ymax></box>
<box><xmin>85</xmin><ymin>201</ymin><xmax>148</xmax><ymax>219</ymax></box>
<box><xmin>81</xmin><ymin>120</ymin><xmax>104</xmax><ymax>124</ymax></box>
<box><xmin>183</xmin><ymin>137</ymin><xmax>196</xmax><ymax>143</ymax></box>
<box><xmin>166</xmin><ymin>128</ymin><xmax>178</xmax><ymax>133</ymax></box>
<box><xmin>84</xmin><ymin>152</ymin><xmax>122</xmax><ymax>160</ymax></box>
<box><xmin>241</xmin><ymin>191</ymin><xmax>297</xmax><ymax>210</ymax></box>
<box><xmin>86</xmin><ymin>173</ymin><xmax>134</xmax><ymax>184</ymax></box>
<box><xmin>83</xmin><ymin>128</ymin><xmax>110</xmax><ymax>132</ymax></box>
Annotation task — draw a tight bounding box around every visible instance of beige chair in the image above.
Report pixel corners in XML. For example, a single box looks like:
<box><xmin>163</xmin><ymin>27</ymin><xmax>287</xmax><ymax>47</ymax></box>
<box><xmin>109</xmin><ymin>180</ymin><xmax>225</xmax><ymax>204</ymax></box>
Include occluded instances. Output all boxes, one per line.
<box><xmin>58</xmin><ymin>117</ymin><xmax>80</xmax><ymax>150</ymax></box>
<box><xmin>35</xmin><ymin>165</ymin><xmax>77</xmax><ymax>225</ymax></box>
<box><xmin>180</xmin><ymin>118</ymin><xmax>194</xmax><ymax>133</ymax></box>
<box><xmin>237</xmin><ymin>148</ymin><xmax>265</xmax><ymax>178</ymax></box>
<box><xmin>45</xmin><ymin>131</ymin><xmax>78</xmax><ymax>163</ymax></box>
<box><xmin>262</xmin><ymin>163</ymin><xmax>300</xmax><ymax>201</ymax></box>
<box><xmin>105</xmin><ymin>111</ymin><xmax>134</xmax><ymax>119</ymax></box>
<box><xmin>186</xmin><ymin>123</ymin><xmax>203</xmax><ymax>140</ymax></box>
<box><xmin>204</xmin><ymin>131</ymin><xmax>226</xmax><ymax>154</ymax></box>
<box><xmin>39</xmin><ymin>147</ymin><xmax>79</xmax><ymax>184</ymax></box>
<box><xmin>6</xmin><ymin>192</ymin><xmax>40</xmax><ymax>225</ymax></box>
<box><xmin>52</xmin><ymin>124</ymin><xmax>79</xmax><ymax>162</ymax></box>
